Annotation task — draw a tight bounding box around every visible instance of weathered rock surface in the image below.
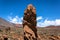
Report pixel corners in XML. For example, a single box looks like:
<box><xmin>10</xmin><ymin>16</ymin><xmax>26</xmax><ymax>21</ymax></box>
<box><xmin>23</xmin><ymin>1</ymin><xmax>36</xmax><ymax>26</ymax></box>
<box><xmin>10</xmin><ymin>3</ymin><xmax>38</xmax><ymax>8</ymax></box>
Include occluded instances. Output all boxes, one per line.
<box><xmin>23</xmin><ymin>4</ymin><xmax>38</xmax><ymax>40</ymax></box>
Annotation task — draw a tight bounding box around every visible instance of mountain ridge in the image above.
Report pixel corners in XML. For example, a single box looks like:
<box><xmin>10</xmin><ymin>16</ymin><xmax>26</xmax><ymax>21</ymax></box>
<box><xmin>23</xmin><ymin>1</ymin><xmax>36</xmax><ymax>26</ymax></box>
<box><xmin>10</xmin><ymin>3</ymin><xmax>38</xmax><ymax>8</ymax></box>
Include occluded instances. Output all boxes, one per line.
<box><xmin>0</xmin><ymin>17</ymin><xmax>60</xmax><ymax>28</ymax></box>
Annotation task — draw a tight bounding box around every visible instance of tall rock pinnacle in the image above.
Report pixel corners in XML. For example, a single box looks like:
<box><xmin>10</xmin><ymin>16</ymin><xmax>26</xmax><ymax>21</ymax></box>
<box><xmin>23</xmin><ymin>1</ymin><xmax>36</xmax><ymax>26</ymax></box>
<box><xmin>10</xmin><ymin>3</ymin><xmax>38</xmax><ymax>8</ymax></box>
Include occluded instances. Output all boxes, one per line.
<box><xmin>23</xmin><ymin>4</ymin><xmax>37</xmax><ymax>40</ymax></box>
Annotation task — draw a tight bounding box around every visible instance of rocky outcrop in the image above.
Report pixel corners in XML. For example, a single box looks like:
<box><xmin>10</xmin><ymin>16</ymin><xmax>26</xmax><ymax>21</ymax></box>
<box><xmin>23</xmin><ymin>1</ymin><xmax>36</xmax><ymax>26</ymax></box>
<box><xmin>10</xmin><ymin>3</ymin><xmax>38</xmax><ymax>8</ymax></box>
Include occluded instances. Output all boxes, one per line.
<box><xmin>23</xmin><ymin>4</ymin><xmax>38</xmax><ymax>40</ymax></box>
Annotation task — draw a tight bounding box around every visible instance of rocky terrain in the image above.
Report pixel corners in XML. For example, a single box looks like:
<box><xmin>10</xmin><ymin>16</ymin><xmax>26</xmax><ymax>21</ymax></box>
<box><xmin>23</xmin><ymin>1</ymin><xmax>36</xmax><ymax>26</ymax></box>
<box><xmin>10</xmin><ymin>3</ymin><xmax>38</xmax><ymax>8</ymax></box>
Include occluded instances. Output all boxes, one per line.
<box><xmin>0</xmin><ymin>26</ymin><xmax>60</xmax><ymax>40</ymax></box>
<box><xmin>0</xmin><ymin>17</ymin><xmax>60</xmax><ymax>40</ymax></box>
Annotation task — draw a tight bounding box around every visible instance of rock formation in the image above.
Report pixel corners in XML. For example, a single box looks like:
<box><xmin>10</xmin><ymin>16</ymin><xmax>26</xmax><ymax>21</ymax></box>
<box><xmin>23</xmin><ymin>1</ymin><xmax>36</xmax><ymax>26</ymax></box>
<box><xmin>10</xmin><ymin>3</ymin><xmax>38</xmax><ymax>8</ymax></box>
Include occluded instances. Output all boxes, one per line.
<box><xmin>23</xmin><ymin>4</ymin><xmax>38</xmax><ymax>40</ymax></box>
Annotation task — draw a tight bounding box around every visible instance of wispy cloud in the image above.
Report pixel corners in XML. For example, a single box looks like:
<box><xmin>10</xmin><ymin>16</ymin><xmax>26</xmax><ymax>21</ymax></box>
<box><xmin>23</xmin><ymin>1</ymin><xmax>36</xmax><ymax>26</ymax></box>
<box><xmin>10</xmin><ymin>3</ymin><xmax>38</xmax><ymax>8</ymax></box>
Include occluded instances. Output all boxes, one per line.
<box><xmin>37</xmin><ymin>16</ymin><xmax>60</xmax><ymax>27</ymax></box>
<box><xmin>37</xmin><ymin>16</ymin><xmax>42</xmax><ymax>21</ymax></box>
<box><xmin>8</xmin><ymin>16</ymin><xmax>60</xmax><ymax>27</ymax></box>
<box><xmin>8</xmin><ymin>16</ymin><xmax>23</xmax><ymax>24</ymax></box>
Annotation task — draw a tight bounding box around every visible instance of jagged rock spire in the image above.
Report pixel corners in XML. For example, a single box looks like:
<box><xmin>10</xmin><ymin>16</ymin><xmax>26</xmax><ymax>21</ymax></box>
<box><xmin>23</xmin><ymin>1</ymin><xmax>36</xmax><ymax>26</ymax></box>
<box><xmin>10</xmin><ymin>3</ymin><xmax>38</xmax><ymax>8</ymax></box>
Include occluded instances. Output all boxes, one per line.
<box><xmin>23</xmin><ymin>4</ymin><xmax>37</xmax><ymax>40</ymax></box>
<box><xmin>24</xmin><ymin>4</ymin><xmax>36</xmax><ymax>14</ymax></box>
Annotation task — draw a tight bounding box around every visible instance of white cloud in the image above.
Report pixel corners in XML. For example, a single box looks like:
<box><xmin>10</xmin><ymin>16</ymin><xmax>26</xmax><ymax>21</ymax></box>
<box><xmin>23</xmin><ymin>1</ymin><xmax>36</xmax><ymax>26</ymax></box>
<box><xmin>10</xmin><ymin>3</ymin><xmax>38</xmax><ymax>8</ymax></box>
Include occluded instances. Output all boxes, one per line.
<box><xmin>8</xmin><ymin>16</ymin><xmax>23</xmax><ymax>24</ymax></box>
<box><xmin>37</xmin><ymin>16</ymin><xmax>42</xmax><ymax>21</ymax></box>
<box><xmin>37</xmin><ymin>18</ymin><xmax>60</xmax><ymax>27</ymax></box>
<box><xmin>55</xmin><ymin>19</ymin><xmax>60</xmax><ymax>25</ymax></box>
<box><xmin>8</xmin><ymin>16</ymin><xmax>60</xmax><ymax>27</ymax></box>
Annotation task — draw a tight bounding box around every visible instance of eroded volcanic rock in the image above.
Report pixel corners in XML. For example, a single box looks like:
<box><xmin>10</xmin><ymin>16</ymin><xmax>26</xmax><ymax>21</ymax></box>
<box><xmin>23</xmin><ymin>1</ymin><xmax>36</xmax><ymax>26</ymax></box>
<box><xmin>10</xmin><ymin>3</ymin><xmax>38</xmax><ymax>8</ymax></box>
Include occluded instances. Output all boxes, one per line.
<box><xmin>23</xmin><ymin>4</ymin><xmax>38</xmax><ymax>40</ymax></box>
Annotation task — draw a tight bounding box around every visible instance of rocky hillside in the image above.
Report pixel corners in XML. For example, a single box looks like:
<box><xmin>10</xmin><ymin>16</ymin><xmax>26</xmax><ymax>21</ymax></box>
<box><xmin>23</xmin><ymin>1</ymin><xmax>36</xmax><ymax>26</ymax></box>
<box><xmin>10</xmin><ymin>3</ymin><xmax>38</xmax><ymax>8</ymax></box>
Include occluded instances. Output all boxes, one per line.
<box><xmin>0</xmin><ymin>17</ymin><xmax>22</xmax><ymax>27</ymax></box>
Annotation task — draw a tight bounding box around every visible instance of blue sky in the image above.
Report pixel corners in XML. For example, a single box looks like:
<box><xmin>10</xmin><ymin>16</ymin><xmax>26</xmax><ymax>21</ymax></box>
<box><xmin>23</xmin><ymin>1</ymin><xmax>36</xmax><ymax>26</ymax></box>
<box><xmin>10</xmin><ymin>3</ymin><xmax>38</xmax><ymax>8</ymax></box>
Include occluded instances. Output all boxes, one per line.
<box><xmin>0</xmin><ymin>0</ymin><xmax>60</xmax><ymax>27</ymax></box>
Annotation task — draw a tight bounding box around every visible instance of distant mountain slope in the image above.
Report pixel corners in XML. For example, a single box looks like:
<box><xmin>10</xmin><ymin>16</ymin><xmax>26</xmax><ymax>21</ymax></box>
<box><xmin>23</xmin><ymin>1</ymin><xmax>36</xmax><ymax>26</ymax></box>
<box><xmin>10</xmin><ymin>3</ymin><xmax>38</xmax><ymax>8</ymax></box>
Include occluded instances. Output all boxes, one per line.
<box><xmin>15</xmin><ymin>24</ymin><xmax>23</xmax><ymax>27</ymax></box>
<box><xmin>0</xmin><ymin>17</ymin><xmax>23</xmax><ymax>27</ymax></box>
<box><xmin>0</xmin><ymin>17</ymin><xmax>60</xmax><ymax>28</ymax></box>
<box><xmin>46</xmin><ymin>25</ymin><xmax>60</xmax><ymax>28</ymax></box>
<box><xmin>0</xmin><ymin>17</ymin><xmax>14</xmax><ymax>27</ymax></box>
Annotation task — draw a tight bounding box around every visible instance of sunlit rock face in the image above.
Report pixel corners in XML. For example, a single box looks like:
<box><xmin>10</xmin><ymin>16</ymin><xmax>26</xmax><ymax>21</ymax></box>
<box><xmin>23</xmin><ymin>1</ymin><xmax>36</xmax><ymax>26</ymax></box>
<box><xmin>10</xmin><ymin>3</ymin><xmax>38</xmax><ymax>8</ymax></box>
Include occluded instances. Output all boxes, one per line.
<box><xmin>23</xmin><ymin>4</ymin><xmax>37</xmax><ymax>40</ymax></box>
